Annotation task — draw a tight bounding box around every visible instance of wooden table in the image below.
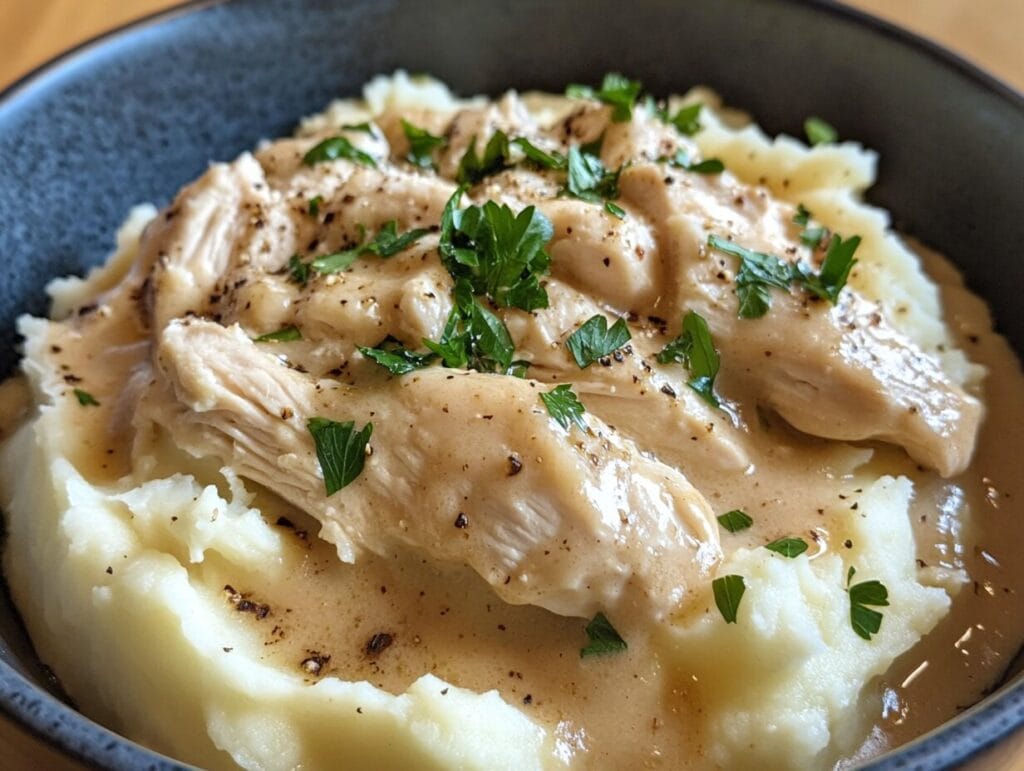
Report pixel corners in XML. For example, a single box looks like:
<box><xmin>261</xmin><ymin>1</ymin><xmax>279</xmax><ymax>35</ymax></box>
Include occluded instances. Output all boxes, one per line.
<box><xmin>0</xmin><ymin>1</ymin><xmax>1021</xmax><ymax>769</ymax></box>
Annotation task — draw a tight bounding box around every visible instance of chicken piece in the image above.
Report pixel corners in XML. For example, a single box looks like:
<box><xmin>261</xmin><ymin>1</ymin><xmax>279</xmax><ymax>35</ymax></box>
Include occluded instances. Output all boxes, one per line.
<box><xmin>150</xmin><ymin>319</ymin><xmax>721</xmax><ymax>621</ymax></box>
<box><xmin>619</xmin><ymin>163</ymin><xmax>983</xmax><ymax>476</ymax></box>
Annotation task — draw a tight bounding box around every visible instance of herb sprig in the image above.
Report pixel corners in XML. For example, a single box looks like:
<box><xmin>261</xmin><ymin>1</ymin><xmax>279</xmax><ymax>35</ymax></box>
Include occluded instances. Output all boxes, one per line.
<box><xmin>307</xmin><ymin>417</ymin><xmax>373</xmax><ymax>496</ymax></box>
<box><xmin>402</xmin><ymin>119</ymin><xmax>447</xmax><ymax>169</ymax></box>
<box><xmin>580</xmin><ymin>612</ymin><xmax>628</xmax><ymax>657</ymax></box>
<box><xmin>566</xmin><ymin>73</ymin><xmax>643</xmax><ymax>122</ymax></box>
<box><xmin>540</xmin><ymin>384</ymin><xmax>587</xmax><ymax>431</ymax></box>
<box><xmin>846</xmin><ymin>566</ymin><xmax>890</xmax><ymax>641</ymax></box>
<box><xmin>312</xmin><ymin>221</ymin><xmax>429</xmax><ymax>275</ymax></box>
<box><xmin>359</xmin><ymin>338</ymin><xmax>437</xmax><ymax>375</ymax></box>
<box><xmin>566</xmin><ymin>314</ymin><xmax>631</xmax><ymax>368</ymax></box>
<box><xmin>656</xmin><ymin>311</ymin><xmax>721</xmax><ymax>406</ymax></box>
<box><xmin>712</xmin><ymin>574</ymin><xmax>746</xmax><ymax>624</ymax></box>
<box><xmin>303</xmin><ymin>136</ymin><xmax>377</xmax><ymax>168</ymax></box>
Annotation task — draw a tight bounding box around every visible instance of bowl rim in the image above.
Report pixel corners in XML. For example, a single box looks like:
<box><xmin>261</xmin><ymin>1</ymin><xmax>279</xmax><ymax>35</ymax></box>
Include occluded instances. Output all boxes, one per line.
<box><xmin>0</xmin><ymin>0</ymin><xmax>1021</xmax><ymax>768</ymax></box>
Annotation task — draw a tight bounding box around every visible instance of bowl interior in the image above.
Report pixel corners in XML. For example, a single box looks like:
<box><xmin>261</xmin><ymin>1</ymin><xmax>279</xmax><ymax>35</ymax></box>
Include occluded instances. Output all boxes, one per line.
<box><xmin>0</xmin><ymin>0</ymin><xmax>1021</xmax><ymax>768</ymax></box>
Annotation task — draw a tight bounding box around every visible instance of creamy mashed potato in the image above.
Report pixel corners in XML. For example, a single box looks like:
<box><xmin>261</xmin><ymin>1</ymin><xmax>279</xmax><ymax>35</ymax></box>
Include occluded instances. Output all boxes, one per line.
<box><xmin>2</xmin><ymin>73</ymin><xmax>1023</xmax><ymax>770</ymax></box>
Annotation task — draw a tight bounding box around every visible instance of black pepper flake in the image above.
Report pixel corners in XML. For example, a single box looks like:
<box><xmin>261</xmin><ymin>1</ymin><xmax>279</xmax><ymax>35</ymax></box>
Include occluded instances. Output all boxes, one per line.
<box><xmin>366</xmin><ymin>632</ymin><xmax>394</xmax><ymax>656</ymax></box>
<box><xmin>454</xmin><ymin>512</ymin><xmax>469</xmax><ymax>529</ymax></box>
<box><xmin>844</xmin><ymin>539</ymin><xmax>853</xmax><ymax>549</ymax></box>
<box><xmin>523</xmin><ymin>694</ymin><xmax>533</xmax><ymax>705</ymax></box>
<box><xmin>275</xmin><ymin>516</ymin><xmax>295</xmax><ymax>529</ymax></box>
<box><xmin>105</xmin><ymin>566</ymin><xmax>113</xmax><ymax>575</ymax></box>
<box><xmin>660</xmin><ymin>384</ymin><xmax>677</xmax><ymax>398</ymax></box>
<box><xmin>507</xmin><ymin>455</ymin><xmax>523</xmax><ymax>476</ymax></box>
<box><xmin>224</xmin><ymin>584</ymin><xmax>270</xmax><ymax>620</ymax></box>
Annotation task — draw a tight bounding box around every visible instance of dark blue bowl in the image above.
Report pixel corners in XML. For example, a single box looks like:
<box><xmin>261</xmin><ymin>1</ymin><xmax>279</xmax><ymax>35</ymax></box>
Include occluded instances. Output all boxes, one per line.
<box><xmin>0</xmin><ymin>1</ymin><xmax>1021</xmax><ymax>768</ymax></box>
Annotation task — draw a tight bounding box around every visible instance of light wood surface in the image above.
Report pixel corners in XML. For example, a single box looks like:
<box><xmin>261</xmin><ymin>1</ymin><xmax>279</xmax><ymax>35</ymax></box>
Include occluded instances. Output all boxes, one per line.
<box><xmin>0</xmin><ymin>2</ymin><xmax>1021</xmax><ymax>770</ymax></box>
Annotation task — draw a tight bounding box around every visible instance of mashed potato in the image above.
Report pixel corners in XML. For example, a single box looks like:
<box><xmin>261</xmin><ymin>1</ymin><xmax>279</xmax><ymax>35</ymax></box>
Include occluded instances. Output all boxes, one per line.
<box><xmin>2</xmin><ymin>73</ymin><xmax>1020</xmax><ymax>770</ymax></box>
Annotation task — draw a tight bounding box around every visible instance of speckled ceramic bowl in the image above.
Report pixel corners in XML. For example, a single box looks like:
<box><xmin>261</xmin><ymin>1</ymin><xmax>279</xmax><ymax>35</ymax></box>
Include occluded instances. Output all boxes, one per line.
<box><xmin>0</xmin><ymin>1</ymin><xmax>1022</xmax><ymax>768</ymax></box>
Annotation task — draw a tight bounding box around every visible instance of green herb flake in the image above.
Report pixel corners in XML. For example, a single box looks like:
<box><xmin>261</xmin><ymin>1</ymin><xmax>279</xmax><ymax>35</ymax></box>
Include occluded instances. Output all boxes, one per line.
<box><xmin>656</xmin><ymin>311</ymin><xmax>721</xmax><ymax>406</ymax></box>
<box><xmin>303</xmin><ymin>136</ymin><xmax>377</xmax><ymax>168</ymax></box>
<box><xmin>764</xmin><ymin>537</ymin><xmax>809</xmax><ymax>558</ymax></box>
<box><xmin>307</xmin><ymin>195</ymin><xmax>323</xmax><ymax>217</ymax></box>
<box><xmin>663</xmin><ymin>149</ymin><xmax>724</xmax><ymax>174</ymax></box>
<box><xmin>340</xmin><ymin>122</ymin><xmax>376</xmax><ymax>135</ymax></box>
<box><xmin>401</xmin><ymin>119</ymin><xmax>446</xmax><ymax>169</ymax></box>
<box><xmin>668</xmin><ymin>102</ymin><xmax>703</xmax><ymax>136</ymax></box>
<box><xmin>604</xmin><ymin>200</ymin><xmax>626</xmax><ymax>219</ymax></box>
<box><xmin>800</xmin><ymin>234</ymin><xmax>860</xmax><ymax>304</ymax></box>
<box><xmin>847</xmin><ymin>569</ymin><xmax>890</xmax><ymax>641</ymax></box>
<box><xmin>716</xmin><ymin>509</ymin><xmax>753</xmax><ymax>533</ymax></box>
<box><xmin>312</xmin><ymin>221</ymin><xmax>428</xmax><ymax>275</ymax></box>
<box><xmin>566</xmin><ymin>314</ymin><xmax>631</xmax><ymax>368</ymax></box>
<box><xmin>307</xmin><ymin>417</ymin><xmax>373</xmax><ymax>496</ymax></box>
<box><xmin>288</xmin><ymin>254</ymin><xmax>311</xmax><ymax>286</ymax></box>
<box><xmin>792</xmin><ymin>203</ymin><xmax>827</xmax><ymax>247</ymax></box>
<box><xmin>566</xmin><ymin>145</ymin><xmax>622</xmax><ymax>204</ymax></box>
<box><xmin>253</xmin><ymin>325</ymin><xmax>302</xmax><ymax>343</ymax></box>
<box><xmin>73</xmin><ymin>388</ymin><xmax>100</xmax><ymax>407</ymax></box>
<box><xmin>437</xmin><ymin>191</ymin><xmax>553</xmax><ymax>312</ymax></box>
<box><xmin>712</xmin><ymin>575</ymin><xmax>746</xmax><ymax>624</ymax></box>
<box><xmin>804</xmin><ymin>116</ymin><xmax>838</xmax><ymax>146</ymax></box>
<box><xmin>539</xmin><ymin>384</ymin><xmax>587</xmax><ymax>431</ymax></box>
<box><xmin>566</xmin><ymin>73</ymin><xmax>643</xmax><ymax>122</ymax></box>
<box><xmin>457</xmin><ymin>131</ymin><xmax>512</xmax><ymax>184</ymax></box>
<box><xmin>358</xmin><ymin>339</ymin><xmax>437</xmax><ymax>375</ymax></box>
<box><xmin>511</xmin><ymin>137</ymin><xmax>567</xmax><ymax>170</ymax></box>
<box><xmin>423</xmin><ymin>278</ymin><xmax>518</xmax><ymax>374</ymax></box>
<box><xmin>580</xmin><ymin>612</ymin><xmax>628</xmax><ymax>658</ymax></box>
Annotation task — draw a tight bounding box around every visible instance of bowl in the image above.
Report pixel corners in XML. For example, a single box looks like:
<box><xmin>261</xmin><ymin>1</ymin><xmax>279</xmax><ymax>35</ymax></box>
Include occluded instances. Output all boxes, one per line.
<box><xmin>0</xmin><ymin>0</ymin><xmax>1022</xmax><ymax>768</ymax></box>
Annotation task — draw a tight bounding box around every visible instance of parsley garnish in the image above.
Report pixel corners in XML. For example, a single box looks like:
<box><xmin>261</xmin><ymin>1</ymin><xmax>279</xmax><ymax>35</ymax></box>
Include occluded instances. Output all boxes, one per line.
<box><xmin>359</xmin><ymin>338</ymin><xmax>437</xmax><ymax>375</ymax></box>
<box><xmin>73</xmin><ymin>388</ymin><xmax>100</xmax><ymax>407</ymax></box>
<box><xmin>764</xmin><ymin>537</ymin><xmax>809</xmax><ymax>557</ymax></box>
<box><xmin>308</xmin><ymin>195</ymin><xmax>323</xmax><ymax>217</ymax></box>
<box><xmin>511</xmin><ymin>137</ymin><xmax>567</xmax><ymax>170</ymax></box>
<box><xmin>804</xmin><ymin>117</ymin><xmax>838</xmax><ymax>146</ymax></box>
<box><xmin>307</xmin><ymin>417</ymin><xmax>373</xmax><ymax>496</ymax></box>
<box><xmin>423</xmin><ymin>278</ymin><xmax>518</xmax><ymax>374</ymax></box>
<box><xmin>566</xmin><ymin>73</ymin><xmax>642</xmax><ymax>122</ymax></box>
<box><xmin>566</xmin><ymin>314</ymin><xmax>631</xmax><ymax>368</ymax></box>
<box><xmin>401</xmin><ymin>119</ymin><xmax>446</xmax><ymax>169</ymax></box>
<box><xmin>253</xmin><ymin>326</ymin><xmax>302</xmax><ymax>343</ymax></box>
<box><xmin>663</xmin><ymin>148</ymin><xmax>724</xmax><ymax>175</ymax></box>
<box><xmin>798</xmin><ymin>234</ymin><xmax>860</xmax><ymax>304</ymax></box>
<box><xmin>580</xmin><ymin>612</ymin><xmax>628</xmax><ymax>657</ymax></box>
<box><xmin>793</xmin><ymin>203</ymin><xmax>826</xmax><ymax>247</ymax></box>
<box><xmin>707</xmin><ymin>233</ymin><xmax>859</xmax><ymax>318</ymax></box>
<box><xmin>846</xmin><ymin>566</ymin><xmax>890</xmax><ymax>641</ymax></box>
<box><xmin>539</xmin><ymin>384</ymin><xmax>587</xmax><ymax>431</ymax></box>
<box><xmin>457</xmin><ymin>131</ymin><xmax>512</xmax><ymax>184</ymax></box>
<box><xmin>712</xmin><ymin>575</ymin><xmax>746</xmax><ymax>624</ymax></box>
<box><xmin>341</xmin><ymin>122</ymin><xmax>375</xmax><ymax>135</ymax></box>
<box><xmin>438</xmin><ymin>188</ymin><xmax>553</xmax><ymax>312</ymax></box>
<box><xmin>303</xmin><ymin>136</ymin><xmax>377</xmax><ymax>168</ymax></box>
<box><xmin>716</xmin><ymin>510</ymin><xmax>752</xmax><ymax>533</ymax></box>
<box><xmin>604</xmin><ymin>201</ymin><xmax>626</xmax><ymax>219</ymax></box>
<box><xmin>312</xmin><ymin>221</ymin><xmax>428</xmax><ymax>274</ymax></box>
<box><xmin>656</xmin><ymin>311</ymin><xmax>721</xmax><ymax>406</ymax></box>
<box><xmin>566</xmin><ymin>145</ymin><xmax>622</xmax><ymax>206</ymax></box>
<box><xmin>288</xmin><ymin>254</ymin><xmax>311</xmax><ymax>286</ymax></box>
<box><xmin>668</xmin><ymin>102</ymin><xmax>703</xmax><ymax>136</ymax></box>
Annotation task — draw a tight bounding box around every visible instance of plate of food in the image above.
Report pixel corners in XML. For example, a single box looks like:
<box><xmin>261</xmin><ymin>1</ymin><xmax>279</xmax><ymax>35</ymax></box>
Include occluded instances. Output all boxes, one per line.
<box><xmin>0</xmin><ymin>0</ymin><xmax>1022</xmax><ymax>769</ymax></box>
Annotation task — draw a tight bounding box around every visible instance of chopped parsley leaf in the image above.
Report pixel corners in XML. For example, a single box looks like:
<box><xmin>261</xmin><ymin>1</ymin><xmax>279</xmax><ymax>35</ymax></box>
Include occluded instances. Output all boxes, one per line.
<box><xmin>307</xmin><ymin>417</ymin><xmax>373</xmax><ymax>496</ymax></box>
<box><xmin>656</xmin><ymin>311</ymin><xmax>721</xmax><ymax>406</ymax></box>
<box><xmin>566</xmin><ymin>145</ymin><xmax>622</xmax><ymax>204</ymax></box>
<box><xmin>580</xmin><ymin>612</ymin><xmax>628</xmax><ymax>657</ymax></box>
<box><xmin>793</xmin><ymin>203</ymin><xmax>826</xmax><ymax>247</ymax></box>
<box><xmin>511</xmin><ymin>137</ymin><xmax>567</xmax><ymax>170</ymax></box>
<box><xmin>288</xmin><ymin>254</ymin><xmax>312</xmax><ymax>286</ymax></box>
<box><xmin>457</xmin><ymin>131</ymin><xmax>512</xmax><ymax>184</ymax></box>
<box><xmin>804</xmin><ymin>116</ymin><xmax>838</xmax><ymax>146</ymax></box>
<box><xmin>303</xmin><ymin>136</ymin><xmax>377</xmax><ymax>168</ymax></box>
<box><xmin>663</xmin><ymin>149</ymin><xmax>724</xmax><ymax>174</ymax></box>
<box><xmin>604</xmin><ymin>200</ymin><xmax>626</xmax><ymax>219</ymax></box>
<box><xmin>707</xmin><ymin>233</ymin><xmax>858</xmax><ymax>318</ymax></box>
<box><xmin>566</xmin><ymin>314</ymin><xmax>631</xmax><ymax>368</ymax></box>
<box><xmin>716</xmin><ymin>510</ymin><xmax>753</xmax><ymax>533</ymax></box>
<box><xmin>668</xmin><ymin>102</ymin><xmax>703</xmax><ymax>136</ymax></box>
<box><xmin>438</xmin><ymin>189</ymin><xmax>553</xmax><ymax>312</ymax></box>
<box><xmin>340</xmin><ymin>122</ymin><xmax>375</xmax><ymax>135</ymax></box>
<box><xmin>423</xmin><ymin>278</ymin><xmax>518</xmax><ymax>374</ymax></box>
<box><xmin>566</xmin><ymin>73</ymin><xmax>642</xmax><ymax>122</ymax></box>
<box><xmin>401</xmin><ymin>119</ymin><xmax>446</xmax><ymax>169</ymax></box>
<box><xmin>798</xmin><ymin>234</ymin><xmax>860</xmax><ymax>304</ymax></box>
<box><xmin>73</xmin><ymin>388</ymin><xmax>100</xmax><ymax>407</ymax></box>
<box><xmin>253</xmin><ymin>326</ymin><xmax>302</xmax><ymax>343</ymax></box>
<box><xmin>308</xmin><ymin>195</ymin><xmax>323</xmax><ymax>217</ymax></box>
<box><xmin>712</xmin><ymin>575</ymin><xmax>746</xmax><ymax>624</ymax></box>
<box><xmin>312</xmin><ymin>221</ymin><xmax>428</xmax><ymax>274</ymax></box>
<box><xmin>540</xmin><ymin>384</ymin><xmax>587</xmax><ymax>431</ymax></box>
<box><xmin>846</xmin><ymin>567</ymin><xmax>890</xmax><ymax>641</ymax></box>
<box><xmin>359</xmin><ymin>338</ymin><xmax>437</xmax><ymax>375</ymax></box>
<box><xmin>764</xmin><ymin>537</ymin><xmax>809</xmax><ymax>557</ymax></box>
